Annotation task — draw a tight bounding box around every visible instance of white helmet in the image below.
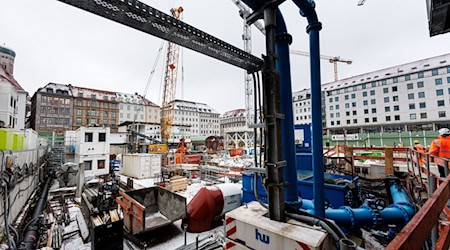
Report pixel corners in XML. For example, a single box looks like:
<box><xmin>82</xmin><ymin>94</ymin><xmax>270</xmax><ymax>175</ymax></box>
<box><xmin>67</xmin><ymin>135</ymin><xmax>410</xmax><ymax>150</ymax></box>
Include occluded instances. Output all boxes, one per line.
<box><xmin>439</xmin><ymin>128</ymin><xmax>450</xmax><ymax>136</ymax></box>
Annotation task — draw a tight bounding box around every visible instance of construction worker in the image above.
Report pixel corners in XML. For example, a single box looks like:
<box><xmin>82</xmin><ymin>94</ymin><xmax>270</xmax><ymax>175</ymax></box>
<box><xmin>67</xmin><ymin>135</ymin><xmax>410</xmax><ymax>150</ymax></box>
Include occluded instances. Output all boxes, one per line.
<box><xmin>429</xmin><ymin>128</ymin><xmax>450</xmax><ymax>177</ymax></box>
<box><xmin>413</xmin><ymin>140</ymin><xmax>425</xmax><ymax>164</ymax></box>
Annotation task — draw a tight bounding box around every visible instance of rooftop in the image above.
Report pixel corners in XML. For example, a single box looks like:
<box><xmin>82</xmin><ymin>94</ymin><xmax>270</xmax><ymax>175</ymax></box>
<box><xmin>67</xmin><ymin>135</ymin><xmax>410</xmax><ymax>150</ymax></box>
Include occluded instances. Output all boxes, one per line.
<box><xmin>0</xmin><ymin>45</ymin><xmax>16</xmax><ymax>57</ymax></box>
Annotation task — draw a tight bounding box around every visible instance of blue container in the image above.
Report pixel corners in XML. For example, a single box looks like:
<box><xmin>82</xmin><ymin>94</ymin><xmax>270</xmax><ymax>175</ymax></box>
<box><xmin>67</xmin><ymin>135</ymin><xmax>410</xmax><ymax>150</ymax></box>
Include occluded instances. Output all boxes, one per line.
<box><xmin>242</xmin><ymin>171</ymin><xmax>358</xmax><ymax>208</ymax></box>
<box><xmin>296</xmin><ymin>153</ymin><xmax>312</xmax><ymax>171</ymax></box>
<box><xmin>294</xmin><ymin>124</ymin><xmax>311</xmax><ymax>152</ymax></box>
<box><xmin>298</xmin><ymin>173</ymin><xmax>359</xmax><ymax>208</ymax></box>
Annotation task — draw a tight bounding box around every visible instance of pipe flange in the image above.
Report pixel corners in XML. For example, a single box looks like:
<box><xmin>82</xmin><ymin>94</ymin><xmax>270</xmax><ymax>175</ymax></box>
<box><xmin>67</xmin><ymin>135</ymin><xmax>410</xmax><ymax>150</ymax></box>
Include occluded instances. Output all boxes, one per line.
<box><xmin>306</xmin><ymin>22</ymin><xmax>322</xmax><ymax>33</ymax></box>
<box><xmin>286</xmin><ymin>200</ymin><xmax>300</xmax><ymax>208</ymax></box>
<box><xmin>275</xmin><ymin>33</ymin><xmax>293</xmax><ymax>45</ymax></box>
<box><xmin>299</xmin><ymin>1</ymin><xmax>316</xmax><ymax>18</ymax></box>
<box><xmin>389</xmin><ymin>204</ymin><xmax>411</xmax><ymax>224</ymax></box>
<box><xmin>340</xmin><ymin>206</ymin><xmax>356</xmax><ymax>228</ymax></box>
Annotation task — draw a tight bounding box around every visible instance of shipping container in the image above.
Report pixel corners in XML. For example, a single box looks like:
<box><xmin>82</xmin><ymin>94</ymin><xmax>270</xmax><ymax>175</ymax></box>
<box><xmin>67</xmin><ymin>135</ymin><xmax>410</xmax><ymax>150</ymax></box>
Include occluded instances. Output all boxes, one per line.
<box><xmin>121</xmin><ymin>153</ymin><xmax>162</xmax><ymax>179</ymax></box>
<box><xmin>0</xmin><ymin>129</ymin><xmax>13</xmax><ymax>150</ymax></box>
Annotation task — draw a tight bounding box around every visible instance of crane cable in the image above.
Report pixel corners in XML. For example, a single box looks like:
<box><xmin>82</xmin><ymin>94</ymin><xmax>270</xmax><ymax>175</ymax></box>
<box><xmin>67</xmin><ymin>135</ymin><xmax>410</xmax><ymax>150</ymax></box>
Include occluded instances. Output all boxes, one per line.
<box><xmin>143</xmin><ymin>40</ymin><xmax>166</xmax><ymax>98</ymax></box>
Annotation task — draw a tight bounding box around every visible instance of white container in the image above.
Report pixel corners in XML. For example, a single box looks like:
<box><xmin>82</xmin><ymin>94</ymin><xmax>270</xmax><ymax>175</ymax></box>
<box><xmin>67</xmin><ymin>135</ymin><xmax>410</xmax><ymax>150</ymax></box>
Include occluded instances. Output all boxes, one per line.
<box><xmin>121</xmin><ymin>153</ymin><xmax>162</xmax><ymax>179</ymax></box>
<box><xmin>20</xmin><ymin>129</ymin><xmax>38</xmax><ymax>150</ymax></box>
<box><xmin>225</xmin><ymin>202</ymin><xmax>331</xmax><ymax>250</ymax></box>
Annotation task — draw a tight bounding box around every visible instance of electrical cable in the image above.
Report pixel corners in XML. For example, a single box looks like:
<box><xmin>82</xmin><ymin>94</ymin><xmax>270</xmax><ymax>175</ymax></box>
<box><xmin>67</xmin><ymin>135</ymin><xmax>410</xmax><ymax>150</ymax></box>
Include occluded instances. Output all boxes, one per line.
<box><xmin>285</xmin><ymin>212</ymin><xmax>341</xmax><ymax>242</ymax></box>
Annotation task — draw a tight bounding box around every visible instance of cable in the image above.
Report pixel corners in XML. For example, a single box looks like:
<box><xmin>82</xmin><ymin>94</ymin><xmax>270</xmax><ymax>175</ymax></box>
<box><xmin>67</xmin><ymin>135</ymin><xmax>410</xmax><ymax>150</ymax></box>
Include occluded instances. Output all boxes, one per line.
<box><xmin>285</xmin><ymin>212</ymin><xmax>341</xmax><ymax>242</ymax></box>
<box><xmin>143</xmin><ymin>40</ymin><xmax>165</xmax><ymax>98</ymax></box>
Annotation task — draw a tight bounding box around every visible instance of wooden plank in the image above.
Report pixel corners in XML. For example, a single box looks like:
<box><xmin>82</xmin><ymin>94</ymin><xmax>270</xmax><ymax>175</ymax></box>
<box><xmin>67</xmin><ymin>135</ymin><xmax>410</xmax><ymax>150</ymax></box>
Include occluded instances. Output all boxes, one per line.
<box><xmin>386</xmin><ymin>176</ymin><xmax>450</xmax><ymax>250</ymax></box>
<box><xmin>354</xmin><ymin>155</ymin><xmax>408</xmax><ymax>162</ymax></box>
<box><xmin>344</xmin><ymin>147</ymin><xmax>354</xmax><ymax>172</ymax></box>
<box><xmin>436</xmin><ymin>224</ymin><xmax>450</xmax><ymax>250</ymax></box>
<box><xmin>385</xmin><ymin>147</ymin><xmax>394</xmax><ymax>175</ymax></box>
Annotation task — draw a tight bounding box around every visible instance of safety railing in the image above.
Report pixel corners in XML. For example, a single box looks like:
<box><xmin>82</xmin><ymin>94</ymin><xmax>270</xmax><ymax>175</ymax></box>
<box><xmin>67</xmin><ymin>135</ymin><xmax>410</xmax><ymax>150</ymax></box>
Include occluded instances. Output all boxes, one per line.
<box><xmin>387</xmin><ymin>148</ymin><xmax>450</xmax><ymax>250</ymax></box>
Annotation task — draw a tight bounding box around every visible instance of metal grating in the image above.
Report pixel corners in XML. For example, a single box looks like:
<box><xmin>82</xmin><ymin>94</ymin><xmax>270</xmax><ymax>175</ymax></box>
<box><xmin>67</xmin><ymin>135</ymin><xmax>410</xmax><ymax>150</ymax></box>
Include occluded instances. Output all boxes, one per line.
<box><xmin>57</xmin><ymin>0</ymin><xmax>264</xmax><ymax>72</ymax></box>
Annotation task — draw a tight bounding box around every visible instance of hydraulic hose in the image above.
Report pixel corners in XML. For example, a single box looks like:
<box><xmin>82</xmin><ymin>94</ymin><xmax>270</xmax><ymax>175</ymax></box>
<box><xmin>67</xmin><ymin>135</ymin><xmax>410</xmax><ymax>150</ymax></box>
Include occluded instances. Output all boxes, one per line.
<box><xmin>286</xmin><ymin>212</ymin><xmax>341</xmax><ymax>242</ymax></box>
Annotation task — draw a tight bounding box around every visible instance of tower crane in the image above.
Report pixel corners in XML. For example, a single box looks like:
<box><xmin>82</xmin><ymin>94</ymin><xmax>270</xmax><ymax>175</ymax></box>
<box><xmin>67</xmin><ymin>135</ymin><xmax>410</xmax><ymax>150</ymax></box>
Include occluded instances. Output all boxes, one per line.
<box><xmin>290</xmin><ymin>50</ymin><xmax>352</xmax><ymax>81</ymax></box>
<box><xmin>161</xmin><ymin>6</ymin><xmax>184</xmax><ymax>144</ymax></box>
<box><xmin>357</xmin><ymin>0</ymin><xmax>367</xmax><ymax>6</ymax></box>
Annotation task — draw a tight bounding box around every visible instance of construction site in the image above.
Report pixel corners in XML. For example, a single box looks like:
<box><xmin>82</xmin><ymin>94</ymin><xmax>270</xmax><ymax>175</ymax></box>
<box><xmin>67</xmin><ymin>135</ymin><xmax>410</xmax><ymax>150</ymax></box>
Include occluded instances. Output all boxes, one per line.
<box><xmin>1</xmin><ymin>0</ymin><xmax>450</xmax><ymax>249</ymax></box>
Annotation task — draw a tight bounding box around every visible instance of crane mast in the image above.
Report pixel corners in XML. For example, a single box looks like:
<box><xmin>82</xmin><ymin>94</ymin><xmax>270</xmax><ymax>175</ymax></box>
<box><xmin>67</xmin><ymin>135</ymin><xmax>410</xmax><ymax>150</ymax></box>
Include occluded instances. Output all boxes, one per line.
<box><xmin>161</xmin><ymin>6</ymin><xmax>184</xmax><ymax>144</ymax></box>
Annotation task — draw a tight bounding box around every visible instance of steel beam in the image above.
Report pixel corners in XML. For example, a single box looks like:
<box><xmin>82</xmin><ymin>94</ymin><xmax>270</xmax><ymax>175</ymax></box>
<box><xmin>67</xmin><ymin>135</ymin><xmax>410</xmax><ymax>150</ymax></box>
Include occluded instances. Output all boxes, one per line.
<box><xmin>386</xmin><ymin>175</ymin><xmax>450</xmax><ymax>250</ymax></box>
<box><xmin>436</xmin><ymin>224</ymin><xmax>450</xmax><ymax>250</ymax></box>
<box><xmin>57</xmin><ymin>0</ymin><xmax>263</xmax><ymax>72</ymax></box>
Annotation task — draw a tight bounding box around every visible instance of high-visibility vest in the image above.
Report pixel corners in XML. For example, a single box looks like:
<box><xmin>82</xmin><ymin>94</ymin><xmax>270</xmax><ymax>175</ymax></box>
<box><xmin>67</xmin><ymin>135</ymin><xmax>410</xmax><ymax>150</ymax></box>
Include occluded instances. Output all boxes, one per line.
<box><xmin>414</xmin><ymin>145</ymin><xmax>425</xmax><ymax>154</ymax></box>
<box><xmin>432</xmin><ymin>136</ymin><xmax>450</xmax><ymax>158</ymax></box>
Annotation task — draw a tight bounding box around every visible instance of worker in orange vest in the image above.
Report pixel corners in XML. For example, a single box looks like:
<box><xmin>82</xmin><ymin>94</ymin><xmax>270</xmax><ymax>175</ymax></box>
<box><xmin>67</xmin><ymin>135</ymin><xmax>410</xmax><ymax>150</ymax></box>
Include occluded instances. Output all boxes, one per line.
<box><xmin>413</xmin><ymin>140</ymin><xmax>425</xmax><ymax>164</ymax></box>
<box><xmin>429</xmin><ymin>128</ymin><xmax>450</xmax><ymax>177</ymax></box>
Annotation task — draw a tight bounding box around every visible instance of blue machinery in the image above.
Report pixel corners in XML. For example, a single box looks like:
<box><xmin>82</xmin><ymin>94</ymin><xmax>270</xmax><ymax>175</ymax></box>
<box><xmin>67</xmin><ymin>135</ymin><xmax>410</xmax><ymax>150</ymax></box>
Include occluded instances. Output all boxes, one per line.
<box><xmin>241</xmin><ymin>0</ymin><xmax>416</xmax><ymax>229</ymax></box>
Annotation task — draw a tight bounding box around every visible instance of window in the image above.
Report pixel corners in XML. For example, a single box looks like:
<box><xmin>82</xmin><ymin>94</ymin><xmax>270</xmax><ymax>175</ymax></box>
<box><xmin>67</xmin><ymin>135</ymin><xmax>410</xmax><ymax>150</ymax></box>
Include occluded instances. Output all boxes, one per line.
<box><xmin>336</xmin><ymin>113</ymin><xmax>340</xmax><ymax>118</ymax></box>
<box><xmin>76</xmin><ymin>118</ymin><xmax>81</xmax><ymax>125</ymax></box>
<box><xmin>405</xmin><ymin>75</ymin><xmax>411</xmax><ymax>81</ymax></box>
<box><xmin>410</xmin><ymin>114</ymin><xmax>416</xmax><ymax>120</ymax></box>
<box><xmin>335</xmin><ymin>105</ymin><xmax>339</xmax><ymax>110</ymax></box>
<box><xmin>337</xmin><ymin>121</ymin><xmax>341</xmax><ymax>125</ymax></box>
<box><xmin>382</xmin><ymin>80</ymin><xmax>387</xmax><ymax>85</ymax></box>
<box><xmin>436</xmin><ymin>89</ymin><xmax>444</xmax><ymax>96</ymax></box>
<box><xmin>448</xmin><ymin>67</ymin><xmax>450</xmax><ymax>73</ymax></box>
<box><xmin>418</xmin><ymin>72</ymin><xmax>424</xmax><ymax>78</ymax></box>
<box><xmin>392</xmin><ymin>86</ymin><xmax>398</xmax><ymax>92</ymax></box>
<box><xmin>77</xmin><ymin>100</ymin><xmax>82</xmax><ymax>106</ymax></box>
<box><xmin>127</xmin><ymin>105</ymin><xmax>130</xmax><ymax>111</ymax></box>
<box><xmin>448</xmin><ymin>77</ymin><xmax>450</xmax><ymax>84</ymax></box>
<box><xmin>371</xmin><ymin>82</ymin><xmax>377</xmax><ymax>87</ymax></box>
<box><xmin>330</xmin><ymin>113</ymin><xmax>334</xmax><ymax>118</ymax></box>
<box><xmin>112</xmin><ymin>103</ymin><xmax>117</xmax><ymax>109</ymax></box>
<box><xmin>353</xmin><ymin>86</ymin><xmax>358</xmax><ymax>91</ymax></box>
<box><xmin>395</xmin><ymin>115</ymin><xmax>400</xmax><ymax>121</ymax></box>
<box><xmin>353</xmin><ymin>110</ymin><xmax>357</xmax><ymax>115</ymax></box>
<box><xmin>103</xmin><ymin>120</ymin><xmax>108</xmax><ymax>125</ymax></box>
<box><xmin>363</xmin><ymin>100</ymin><xmax>368</xmax><ymax>106</ymax></box>
<box><xmin>408</xmin><ymin>93</ymin><xmax>414</xmax><ymax>100</ymax></box>
<box><xmin>345</xmin><ymin>103</ymin><xmax>350</xmax><ymax>108</ymax></box>
<box><xmin>372</xmin><ymin>108</ymin><xmax>377</xmax><ymax>113</ymax></box>
<box><xmin>370</xmin><ymin>90</ymin><xmax>375</xmax><ymax>96</ymax></box>
<box><xmin>386</xmin><ymin>116</ymin><xmax>391</xmax><ymax>121</ymax></box>
<box><xmin>419</xmin><ymin>102</ymin><xmax>426</xmax><ymax>108</ymax></box>
<box><xmin>417</xmin><ymin>81</ymin><xmax>424</xmax><ymax>88</ymax></box>
<box><xmin>371</xmin><ymin>99</ymin><xmax>376</xmax><ymax>104</ymax></box>
<box><xmin>363</xmin><ymin>91</ymin><xmax>368</xmax><ymax>97</ymax></box>
<box><xmin>345</xmin><ymin>95</ymin><xmax>349</xmax><ymax>100</ymax></box>
<box><xmin>439</xmin><ymin>111</ymin><xmax>446</xmax><ymax>118</ymax></box>
<box><xmin>385</xmin><ymin>106</ymin><xmax>390</xmax><ymax>112</ymax></box>
<box><xmin>384</xmin><ymin>97</ymin><xmax>390</xmax><ymax>103</ymax></box>
<box><xmin>421</xmin><ymin>113</ymin><xmax>427</xmax><ymax>119</ymax></box>
<box><xmin>364</xmin><ymin>109</ymin><xmax>369</xmax><ymax>114</ymax></box>
<box><xmin>352</xmin><ymin>102</ymin><xmax>356</xmax><ymax>107</ymax></box>
<box><xmin>372</xmin><ymin>117</ymin><xmax>378</xmax><ymax>122</ymax></box>
<box><xmin>98</xmin><ymin>160</ymin><xmax>105</xmax><ymax>169</ymax></box>
<box><xmin>438</xmin><ymin>100</ymin><xmax>445</xmax><ymax>106</ymax></box>
<box><xmin>112</xmin><ymin>112</ymin><xmax>116</xmax><ymax>118</ymax></box>
<box><xmin>435</xmin><ymin>78</ymin><xmax>443</xmax><ymax>85</ymax></box>
<box><xmin>432</xmin><ymin>69</ymin><xmax>438</xmax><ymax>76</ymax></box>
<box><xmin>103</xmin><ymin>103</ymin><xmax>109</xmax><ymax>108</ymax></box>
<box><xmin>92</xmin><ymin>101</ymin><xmax>96</xmax><ymax>107</ymax></box>
<box><xmin>127</xmin><ymin>114</ymin><xmax>130</xmax><ymax>119</ymax></box>
<box><xmin>409</xmin><ymin>104</ymin><xmax>415</xmax><ymax>110</ymax></box>
<box><xmin>362</xmin><ymin>84</ymin><xmax>367</xmax><ymax>89</ymax></box>
<box><xmin>120</xmin><ymin>105</ymin><xmax>123</xmax><ymax>110</ymax></box>
<box><xmin>394</xmin><ymin>105</ymin><xmax>400</xmax><ymax>111</ymax></box>
<box><xmin>407</xmin><ymin>83</ymin><xmax>413</xmax><ymax>90</ymax></box>
<box><xmin>84</xmin><ymin>161</ymin><xmax>92</xmax><ymax>171</ymax></box>
<box><xmin>331</xmin><ymin>121</ymin><xmax>335</xmax><ymax>126</ymax></box>
<box><xmin>335</xmin><ymin>97</ymin><xmax>339</xmax><ymax>102</ymax></box>
<box><xmin>77</xmin><ymin>110</ymin><xmax>82</xmax><ymax>116</ymax></box>
<box><xmin>383</xmin><ymin>87</ymin><xmax>389</xmax><ymax>93</ymax></box>
<box><xmin>346</xmin><ymin>120</ymin><xmax>351</xmax><ymax>125</ymax></box>
<box><xmin>365</xmin><ymin>118</ymin><xmax>369</xmax><ymax>123</ymax></box>
<box><xmin>393</xmin><ymin>77</ymin><xmax>398</xmax><ymax>83</ymax></box>
<box><xmin>351</xmin><ymin>93</ymin><xmax>356</xmax><ymax>99</ymax></box>
<box><xmin>95</xmin><ymin>133</ymin><xmax>105</xmax><ymax>143</ymax></box>
<box><xmin>85</xmin><ymin>133</ymin><xmax>93</xmax><ymax>142</ymax></box>
<box><xmin>418</xmin><ymin>92</ymin><xmax>425</xmax><ymax>98</ymax></box>
<box><xmin>393</xmin><ymin>96</ymin><xmax>399</xmax><ymax>101</ymax></box>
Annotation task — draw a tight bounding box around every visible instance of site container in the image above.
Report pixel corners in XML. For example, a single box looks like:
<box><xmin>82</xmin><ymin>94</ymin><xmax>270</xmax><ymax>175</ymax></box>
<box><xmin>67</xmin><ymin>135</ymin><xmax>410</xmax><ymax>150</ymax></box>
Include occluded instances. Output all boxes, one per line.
<box><xmin>294</xmin><ymin>124</ymin><xmax>311</xmax><ymax>152</ymax></box>
<box><xmin>0</xmin><ymin>129</ymin><xmax>13</xmax><ymax>150</ymax></box>
<box><xmin>121</xmin><ymin>153</ymin><xmax>161</xmax><ymax>179</ymax></box>
<box><xmin>225</xmin><ymin>202</ymin><xmax>331</xmax><ymax>250</ymax></box>
<box><xmin>296</xmin><ymin>152</ymin><xmax>312</xmax><ymax>171</ymax></box>
<box><xmin>21</xmin><ymin>129</ymin><xmax>38</xmax><ymax>150</ymax></box>
<box><xmin>116</xmin><ymin>187</ymin><xmax>186</xmax><ymax>235</ymax></box>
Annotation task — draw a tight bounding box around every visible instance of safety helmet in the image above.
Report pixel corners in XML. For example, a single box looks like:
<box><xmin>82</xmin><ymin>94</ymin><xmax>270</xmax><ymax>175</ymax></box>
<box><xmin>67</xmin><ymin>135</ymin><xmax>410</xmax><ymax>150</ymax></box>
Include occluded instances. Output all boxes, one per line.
<box><xmin>414</xmin><ymin>140</ymin><xmax>420</xmax><ymax>144</ymax></box>
<box><xmin>439</xmin><ymin>128</ymin><xmax>450</xmax><ymax>136</ymax></box>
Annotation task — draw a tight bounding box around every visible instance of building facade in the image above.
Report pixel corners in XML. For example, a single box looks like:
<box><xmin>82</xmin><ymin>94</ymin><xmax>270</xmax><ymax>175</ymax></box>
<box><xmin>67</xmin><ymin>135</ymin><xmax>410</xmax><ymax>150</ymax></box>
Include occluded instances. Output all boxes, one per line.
<box><xmin>220</xmin><ymin>109</ymin><xmax>254</xmax><ymax>148</ymax></box>
<box><xmin>168</xmin><ymin>100</ymin><xmax>220</xmax><ymax>138</ymax></box>
<box><xmin>322</xmin><ymin>53</ymin><xmax>450</xmax><ymax>134</ymax></box>
<box><xmin>30</xmin><ymin>83</ymin><xmax>73</xmax><ymax>133</ymax></box>
<box><xmin>117</xmin><ymin>92</ymin><xmax>160</xmax><ymax>125</ymax></box>
<box><xmin>0</xmin><ymin>45</ymin><xmax>27</xmax><ymax>129</ymax></box>
<box><xmin>71</xmin><ymin>86</ymin><xmax>119</xmax><ymax>132</ymax></box>
<box><xmin>293</xmin><ymin>89</ymin><xmax>312</xmax><ymax>124</ymax></box>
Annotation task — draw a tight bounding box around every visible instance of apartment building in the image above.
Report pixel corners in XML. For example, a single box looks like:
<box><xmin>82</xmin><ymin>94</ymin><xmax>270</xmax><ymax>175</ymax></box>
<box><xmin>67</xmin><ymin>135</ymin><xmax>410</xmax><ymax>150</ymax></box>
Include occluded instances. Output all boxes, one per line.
<box><xmin>220</xmin><ymin>109</ymin><xmax>254</xmax><ymax>148</ymax></box>
<box><xmin>117</xmin><ymin>92</ymin><xmax>160</xmax><ymax>125</ymax></box>
<box><xmin>322</xmin><ymin>53</ymin><xmax>450</xmax><ymax>133</ymax></box>
<box><xmin>71</xmin><ymin>86</ymin><xmax>119</xmax><ymax>132</ymax></box>
<box><xmin>0</xmin><ymin>45</ymin><xmax>27</xmax><ymax>129</ymax></box>
<box><xmin>293</xmin><ymin>89</ymin><xmax>312</xmax><ymax>124</ymax></box>
<box><xmin>30</xmin><ymin>83</ymin><xmax>73</xmax><ymax>133</ymax></box>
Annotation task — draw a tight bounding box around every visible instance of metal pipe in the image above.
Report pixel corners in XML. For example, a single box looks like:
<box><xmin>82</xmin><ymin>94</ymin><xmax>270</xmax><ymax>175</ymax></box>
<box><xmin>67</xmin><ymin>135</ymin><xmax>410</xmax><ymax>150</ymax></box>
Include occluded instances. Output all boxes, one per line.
<box><xmin>18</xmin><ymin>177</ymin><xmax>52</xmax><ymax>250</ymax></box>
<box><xmin>429</xmin><ymin>175</ymin><xmax>438</xmax><ymax>249</ymax></box>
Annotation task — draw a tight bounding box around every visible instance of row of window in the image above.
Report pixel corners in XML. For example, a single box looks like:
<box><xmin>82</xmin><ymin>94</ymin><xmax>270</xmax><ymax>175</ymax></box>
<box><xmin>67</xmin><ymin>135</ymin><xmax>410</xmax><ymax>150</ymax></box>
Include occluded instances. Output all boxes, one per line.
<box><xmin>83</xmin><ymin>160</ymin><xmax>105</xmax><ymax>171</ymax></box>
<box><xmin>326</xmin><ymin>67</ymin><xmax>450</xmax><ymax>95</ymax></box>
<box><xmin>41</xmin><ymin>96</ymin><xmax>71</xmax><ymax>105</ymax></box>
<box><xmin>78</xmin><ymin>93</ymin><xmax>116</xmax><ymax>101</ymax></box>
<box><xmin>76</xmin><ymin>110</ymin><xmax>117</xmax><ymax>118</ymax></box>
<box><xmin>329</xmin><ymin>111</ymin><xmax>447</xmax><ymax>126</ymax></box>
<box><xmin>40</xmin><ymin>117</ymin><xmax>70</xmax><ymax>125</ymax></box>
<box><xmin>41</xmin><ymin>106</ymin><xmax>71</xmax><ymax>115</ymax></box>
<box><xmin>76</xmin><ymin>100</ymin><xmax>117</xmax><ymax>109</ymax></box>
<box><xmin>77</xmin><ymin>118</ymin><xmax>116</xmax><ymax>127</ymax></box>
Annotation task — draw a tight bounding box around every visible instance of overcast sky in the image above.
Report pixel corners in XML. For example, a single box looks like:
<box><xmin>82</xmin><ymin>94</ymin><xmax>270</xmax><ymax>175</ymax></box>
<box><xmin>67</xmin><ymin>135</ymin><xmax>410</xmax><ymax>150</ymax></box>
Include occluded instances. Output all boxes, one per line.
<box><xmin>1</xmin><ymin>0</ymin><xmax>449</xmax><ymax>113</ymax></box>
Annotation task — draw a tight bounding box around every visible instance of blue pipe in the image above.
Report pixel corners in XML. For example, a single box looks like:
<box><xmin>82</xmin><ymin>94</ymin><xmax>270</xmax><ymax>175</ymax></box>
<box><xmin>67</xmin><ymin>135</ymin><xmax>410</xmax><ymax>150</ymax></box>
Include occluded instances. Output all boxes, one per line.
<box><xmin>274</xmin><ymin>10</ymin><xmax>298</xmax><ymax>206</ymax></box>
<box><xmin>291</xmin><ymin>0</ymin><xmax>324</xmax><ymax>217</ymax></box>
<box><xmin>302</xmin><ymin>184</ymin><xmax>415</xmax><ymax>228</ymax></box>
<box><xmin>240</xmin><ymin>0</ymin><xmax>298</xmax><ymax>205</ymax></box>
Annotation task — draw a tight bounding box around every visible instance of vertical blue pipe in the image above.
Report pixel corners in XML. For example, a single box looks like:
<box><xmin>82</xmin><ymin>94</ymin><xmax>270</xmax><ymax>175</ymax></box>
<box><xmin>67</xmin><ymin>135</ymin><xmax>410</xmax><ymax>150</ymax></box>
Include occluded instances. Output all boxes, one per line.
<box><xmin>275</xmin><ymin>10</ymin><xmax>298</xmax><ymax>205</ymax></box>
<box><xmin>309</xmin><ymin>29</ymin><xmax>324</xmax><ymax>217</ymax></box>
